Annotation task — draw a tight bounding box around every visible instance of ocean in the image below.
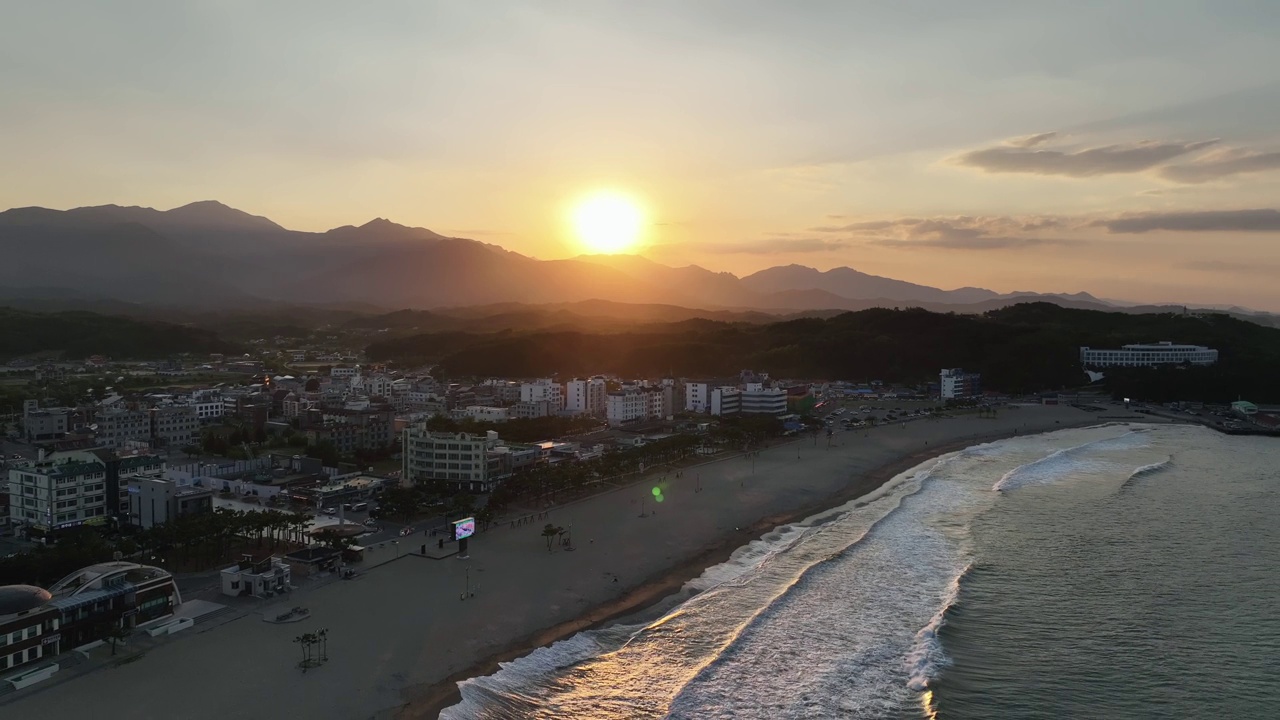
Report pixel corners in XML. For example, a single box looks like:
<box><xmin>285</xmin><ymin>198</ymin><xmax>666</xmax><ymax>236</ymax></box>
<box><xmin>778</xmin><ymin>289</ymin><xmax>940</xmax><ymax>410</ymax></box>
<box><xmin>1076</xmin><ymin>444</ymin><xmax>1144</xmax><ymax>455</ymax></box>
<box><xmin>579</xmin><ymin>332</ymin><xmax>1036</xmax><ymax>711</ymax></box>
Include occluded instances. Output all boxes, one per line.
<box><xmin>439</xmin><ymin>423</ymin><xmax>1280</xmax><ymax>719</ymax></box>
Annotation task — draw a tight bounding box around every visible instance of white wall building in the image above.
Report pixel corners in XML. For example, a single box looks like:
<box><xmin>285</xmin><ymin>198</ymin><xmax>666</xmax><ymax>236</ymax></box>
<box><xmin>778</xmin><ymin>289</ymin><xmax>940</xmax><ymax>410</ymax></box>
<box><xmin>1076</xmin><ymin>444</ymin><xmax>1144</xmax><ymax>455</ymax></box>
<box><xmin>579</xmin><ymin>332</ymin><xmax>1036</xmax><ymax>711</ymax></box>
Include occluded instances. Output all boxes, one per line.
<box><xmin>520</xmin><ymin>379</ymin><xmax>564</xmax><ymax>411</ymax></box>
<box><xmin>402</xmin><ymin>428</ymin><xmax>503</xmax><ymax>492</ymax></box>
<box><xmin>685</xmin><ymin>382</ymin><xmax>712</xmax><ymax>413</ymax></box>
<box><xmin>565</xmin><ymin>377</ymin><xmax>607</xmax><ymax>417</ymax></box>
<box><xmin>739</xmin><ymin>384</ymin><xmax>788</xmax><ymax>415</ymax></box>
<box><xmin>8</xmin><ymin>451</ymin><xmax>110</xmax><ymax>530</ymax></box>
<box><xmin>465</xmin><ymin>406</ymin><xmax>511</xmax><ymax>422</ymax></box>
<box><xmin>606</xmin><ymin>389</ymin><xmax>648</xmax><ymax>426</ymax></box>
<box><xmin>330</xmin><ymin>366</ymin><xmax>359</xmax><ymax>379</ymax></box>
<box><xmin>1080</xmin><ymin>342</ymin><xmax>1218</xmax><ymax>367</ymax></box>
<box><xmin>710</xmin><ymin>387</ymin><xmax>741</xmax><ymax>416</ymax></box>
<box><xmin>152</xmin><ymin>405</ymin><xmax>201</xmax><ymax>448</ymax></box>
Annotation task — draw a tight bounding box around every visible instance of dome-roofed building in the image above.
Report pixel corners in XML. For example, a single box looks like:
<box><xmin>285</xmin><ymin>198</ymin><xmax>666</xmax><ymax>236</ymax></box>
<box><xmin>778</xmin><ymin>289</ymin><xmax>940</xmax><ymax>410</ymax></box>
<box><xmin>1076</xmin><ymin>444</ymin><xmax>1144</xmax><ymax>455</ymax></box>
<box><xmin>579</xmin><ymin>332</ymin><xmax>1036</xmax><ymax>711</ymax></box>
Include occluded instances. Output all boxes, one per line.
<box><xmin>0</xmin><ymin>585</ymin><xmax>52</xmax><ymax>617</ymax></box>
<box><xmin>1</xmin><ymin>562</ymin><xmax>181</xmax><ymax>677</ymax></box>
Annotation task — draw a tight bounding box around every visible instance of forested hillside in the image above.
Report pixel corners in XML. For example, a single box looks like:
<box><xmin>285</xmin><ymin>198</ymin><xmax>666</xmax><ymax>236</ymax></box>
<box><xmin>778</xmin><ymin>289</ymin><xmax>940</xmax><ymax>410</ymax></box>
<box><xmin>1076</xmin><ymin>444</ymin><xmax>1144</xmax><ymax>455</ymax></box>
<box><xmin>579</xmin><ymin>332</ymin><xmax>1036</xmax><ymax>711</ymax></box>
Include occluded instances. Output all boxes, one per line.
<box><xmin>0</xmin><ymin>308</ymin><xmax>237</xmax><ymax>360</ymax></box>
<box><xmin>367</xmin><ymin>303</ymin><xmax>1280</xmax><ymax>400</ymax></box>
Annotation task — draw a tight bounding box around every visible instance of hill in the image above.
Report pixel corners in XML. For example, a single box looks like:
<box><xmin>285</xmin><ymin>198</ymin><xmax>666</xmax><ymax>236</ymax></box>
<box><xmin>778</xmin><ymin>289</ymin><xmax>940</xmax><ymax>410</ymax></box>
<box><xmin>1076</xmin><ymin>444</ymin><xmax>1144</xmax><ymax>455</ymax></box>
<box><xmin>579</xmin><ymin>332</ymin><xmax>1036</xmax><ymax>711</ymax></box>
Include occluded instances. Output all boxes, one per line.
<box><xmin>0</xmin><ymin>308</ymin><xmax>238</xmax><ymax>360</ymax></box>
<box><xmin>366</xmin><ymin>303</ymin><xmax>1280</xmax><ymax>402</ymax></box>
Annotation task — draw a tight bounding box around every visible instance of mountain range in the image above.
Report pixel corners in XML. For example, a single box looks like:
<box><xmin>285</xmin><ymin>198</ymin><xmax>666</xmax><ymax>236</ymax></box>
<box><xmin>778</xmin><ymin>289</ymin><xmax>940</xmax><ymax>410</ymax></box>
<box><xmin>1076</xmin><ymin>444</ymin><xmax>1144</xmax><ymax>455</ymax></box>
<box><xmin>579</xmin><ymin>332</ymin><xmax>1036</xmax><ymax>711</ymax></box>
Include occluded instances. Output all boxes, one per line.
<box><xmin>1</xmin><ymin>201</ymin><xmax>1277</xmax><ymax>328</ymax></box>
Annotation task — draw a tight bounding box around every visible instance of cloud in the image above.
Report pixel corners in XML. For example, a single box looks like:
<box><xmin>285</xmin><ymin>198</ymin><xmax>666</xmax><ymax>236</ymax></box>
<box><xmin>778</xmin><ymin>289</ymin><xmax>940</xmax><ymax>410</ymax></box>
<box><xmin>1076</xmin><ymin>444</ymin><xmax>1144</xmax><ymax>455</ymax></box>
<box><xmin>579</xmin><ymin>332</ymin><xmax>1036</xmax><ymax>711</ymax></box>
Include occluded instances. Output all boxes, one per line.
<box><xmin>952</xmin><ymin>135</ymin><xmax>1219</xmax><ymax>177</ymax></box>
<box><xmin>871</xmin><ymin>235</ymin><xmax>1075</xmax><ymax>250</ymax></box>
<box><xmin>1098</xmin><ymin>208</ymin><xmax>1280</xmax><ymax>233</ymax></box>
<box><xmin>1158</xmin><ymin>148</ymin><xmax>1280</xmax><ymax>183</ymax></box>
<box><xmin>802</xmin><ymin>214</ymin><xmax>1079</xmax><ymax>250</ymax></box>
<box><xmin>1182</xmin><ymin>260</ymin><xmax>1280</xmax><ymax>276</ymax></box>
<box><xmin>695</xmin><ymin>238</ymin><xmax>854</xmax><ymax>254</ymax></box>
<box><xmin>1007</xmin><ymin>131</ymin><xmax>1059</xmax><ymax>148</ymax></box>
<box><xmin>809</xmin><ymin>220</ymin><xmax>901</xmax><ymax>232</ymax></box>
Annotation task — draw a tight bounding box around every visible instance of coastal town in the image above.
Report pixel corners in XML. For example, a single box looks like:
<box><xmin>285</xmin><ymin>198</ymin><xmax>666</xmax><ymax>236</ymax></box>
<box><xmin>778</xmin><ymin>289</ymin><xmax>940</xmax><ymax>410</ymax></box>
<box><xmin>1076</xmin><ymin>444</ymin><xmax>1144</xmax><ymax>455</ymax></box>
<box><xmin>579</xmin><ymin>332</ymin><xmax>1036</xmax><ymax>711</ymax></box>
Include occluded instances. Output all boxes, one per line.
<box><xmin>0</xmin><ymin>335</ymin><xmax>1275</xmax><ymax>717</ymax></box>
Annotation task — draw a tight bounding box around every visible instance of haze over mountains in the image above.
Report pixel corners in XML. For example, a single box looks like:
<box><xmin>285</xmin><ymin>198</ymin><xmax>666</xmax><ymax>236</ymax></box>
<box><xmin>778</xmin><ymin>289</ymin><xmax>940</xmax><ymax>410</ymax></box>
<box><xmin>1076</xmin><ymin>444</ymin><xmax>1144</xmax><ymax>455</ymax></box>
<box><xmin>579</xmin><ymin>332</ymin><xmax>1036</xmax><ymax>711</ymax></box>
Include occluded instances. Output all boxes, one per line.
<box><xmin>1</xmin><ymin>201</ymin><xmax>1274</xmax><ymax>327</ymax></box>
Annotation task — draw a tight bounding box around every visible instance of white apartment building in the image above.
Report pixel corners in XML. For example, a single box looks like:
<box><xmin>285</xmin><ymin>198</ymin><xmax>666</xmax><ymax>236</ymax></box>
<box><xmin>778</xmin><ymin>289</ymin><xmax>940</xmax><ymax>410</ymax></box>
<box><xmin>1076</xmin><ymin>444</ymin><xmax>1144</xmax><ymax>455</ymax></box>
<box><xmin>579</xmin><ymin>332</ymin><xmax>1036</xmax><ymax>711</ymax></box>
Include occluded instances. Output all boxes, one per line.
<box><xmin>190</xmin><ymin>389</ymin><xmax>224</xmax><ymax>421</ymax></box>
<box><xmin>739</xmin><ymin>384</ymin><xmax>788</xmax><ymax>415</ymax></box>
<box><xmin>685</xmin><ymin>382</ymin><xmax>712</xmax><ymax>413</ymax></box>
<box><xmin>8</xmin><ymin>451</ymin><xmax>110</xmax><ymax>530</ymax></box>
<box><xmin>565</xmin><ymin>377</ymin><xmax>607</xmax><ymax>417</ymax></box>
<box><xmin>95</xmin><ymin>408</ymin><xmax>151</xmax><ymax>449</ymax></box>
<box><xmin>152</xmin><ymin>405</ymin><xmax>200</xmax><ymax>448</ymax></box>
<box><xmin>940</xmin><ymin>368</ymin><xmax>982</xmax><ymax>399</ymax></box>
<box><xmin>606</xmin><ymin>389</ymin><xmax>648</xmax><ymax>426</ymax></box>
<box><xmin>1079</xmin><ymin>342</ymin><xmax>1219</xmax><ymax>367</ymax></box>
<box><xmin>403</xmin><ymin>428</ymin><xmax>503</xmax><ymax>492</ymax></box>
<box><xmin>520</xmin><ymin>379</ymin><xmax>563</xmax><ymax>411</ymax></box>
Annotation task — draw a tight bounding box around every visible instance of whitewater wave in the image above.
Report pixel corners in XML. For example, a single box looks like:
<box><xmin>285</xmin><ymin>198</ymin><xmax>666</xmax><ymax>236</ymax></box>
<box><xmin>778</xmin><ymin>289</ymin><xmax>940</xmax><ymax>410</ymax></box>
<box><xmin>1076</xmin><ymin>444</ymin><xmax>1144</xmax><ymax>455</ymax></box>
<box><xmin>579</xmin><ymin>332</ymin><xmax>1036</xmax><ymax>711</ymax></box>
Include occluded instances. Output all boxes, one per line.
<box><xmin>993</xmin><ymin>431</ymin><xmax>1150</xmax><ymax>492</ymax></box>
<box><xmin>441</xmin><ymin>428</ymin><xmax>1147</xmax><ymax>719</ymax></box>
<box><xmin>905</xmin><ymin>562</ymin><xmax>974</xmax><ymax>693</ymax></box>
<box><xmin>1119</xmin><ymin>456</ymin><xmax>1173</xmax><ymax>490</ymax></box>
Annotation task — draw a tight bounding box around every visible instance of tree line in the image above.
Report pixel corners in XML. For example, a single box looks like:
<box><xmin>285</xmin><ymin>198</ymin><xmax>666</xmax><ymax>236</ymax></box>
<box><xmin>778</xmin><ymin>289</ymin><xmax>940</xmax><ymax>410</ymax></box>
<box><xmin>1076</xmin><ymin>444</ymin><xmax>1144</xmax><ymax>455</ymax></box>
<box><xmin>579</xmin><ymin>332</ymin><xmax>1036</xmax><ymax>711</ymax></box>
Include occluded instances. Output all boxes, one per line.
<box><xmin>365</xmin><ymin>303</ymin><xmax>1280</xmax><ymax>402</ymax></box>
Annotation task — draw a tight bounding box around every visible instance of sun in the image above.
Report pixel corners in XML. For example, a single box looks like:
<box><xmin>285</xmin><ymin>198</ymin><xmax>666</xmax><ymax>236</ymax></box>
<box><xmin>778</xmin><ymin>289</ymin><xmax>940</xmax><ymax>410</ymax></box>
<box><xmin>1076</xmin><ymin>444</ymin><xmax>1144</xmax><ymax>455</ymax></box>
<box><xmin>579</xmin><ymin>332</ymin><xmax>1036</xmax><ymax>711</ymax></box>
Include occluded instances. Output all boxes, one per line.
<box><xmin>571</xmin><ymin>191</ymin><xmax>644</xmax><ymax>254</ymax></box>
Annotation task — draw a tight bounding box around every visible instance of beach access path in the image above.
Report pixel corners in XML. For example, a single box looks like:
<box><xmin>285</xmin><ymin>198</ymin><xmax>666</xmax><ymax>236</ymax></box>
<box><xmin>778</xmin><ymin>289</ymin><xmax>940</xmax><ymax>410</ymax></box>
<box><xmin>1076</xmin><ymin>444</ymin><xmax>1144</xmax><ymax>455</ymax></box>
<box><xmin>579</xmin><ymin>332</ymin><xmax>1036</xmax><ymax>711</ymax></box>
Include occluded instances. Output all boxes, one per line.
<box><xmin>7</xmin><ymin>404</ymin><xmax>1102</xmax><ymax>720</ymax></box>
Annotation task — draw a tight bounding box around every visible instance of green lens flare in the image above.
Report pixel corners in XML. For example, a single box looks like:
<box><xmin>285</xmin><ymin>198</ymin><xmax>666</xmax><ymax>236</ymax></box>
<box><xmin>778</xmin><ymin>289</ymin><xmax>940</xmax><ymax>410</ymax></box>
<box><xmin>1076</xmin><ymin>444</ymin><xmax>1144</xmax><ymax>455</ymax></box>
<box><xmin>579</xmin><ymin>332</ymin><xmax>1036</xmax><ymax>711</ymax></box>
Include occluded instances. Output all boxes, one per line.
<box><xmin>655</xmin><ymin>494</ymin><xmax>665</xmax><ymax>503</ymax></box>
<box><xmin>651</xmin><ymin>487</ymin><xmax>661</xmax><ymax>497</ymax></box>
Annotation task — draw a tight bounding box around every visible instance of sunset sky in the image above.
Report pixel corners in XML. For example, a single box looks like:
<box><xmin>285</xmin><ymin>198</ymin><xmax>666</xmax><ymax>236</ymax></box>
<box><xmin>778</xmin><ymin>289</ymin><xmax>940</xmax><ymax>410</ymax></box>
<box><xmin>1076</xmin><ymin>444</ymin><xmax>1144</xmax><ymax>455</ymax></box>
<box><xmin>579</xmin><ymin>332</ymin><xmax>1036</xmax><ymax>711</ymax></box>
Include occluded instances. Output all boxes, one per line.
<box><xmin>4</xmin><ymin>2</ymin><xmax>1280</xmax><ymax>309</ymax></box>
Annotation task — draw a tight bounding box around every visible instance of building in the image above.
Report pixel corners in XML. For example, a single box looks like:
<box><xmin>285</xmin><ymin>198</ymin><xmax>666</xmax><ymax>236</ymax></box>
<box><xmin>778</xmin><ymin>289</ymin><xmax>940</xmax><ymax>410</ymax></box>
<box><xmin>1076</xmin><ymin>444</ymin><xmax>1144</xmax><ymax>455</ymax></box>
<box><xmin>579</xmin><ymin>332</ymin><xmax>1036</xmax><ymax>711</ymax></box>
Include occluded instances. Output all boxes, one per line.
<box><xmin>606</xmin><ymin>388</ymin><xmax>649</xmax><ymax>426</ymax></box>
<box><xmin>0</xmin><ymin>561</ymin><xmax>181</xmax><ymax>675</ymax></box>
<box><xmin>22</xmin><ymin>409</ymin><xmax>69</xmax><ymax>442</ymax></box>
<box><xmin>685</xmin><ymin>382</ymin><xmax>712</xmax><ymax>413</ymax></box>
<box><xmin>710</xmin><ymin>387</ymin><xmax>741</xmax><ymax>416</ymax></box>
<box><xmin>403</xmin><ymin>428</ymin><xmax>507</xmax><ymax>492</ymax></box>
<box><xmin>565</xmin><ymin>377</ymin><xmax>607</xmax><ymax>417</ymax></box>
<box><xmin>189</xmin><ymin>389</ymin><xmax>224</xmax><ymax>422</ymax></box>
<box><xmin>465</xmin><ymin>406</ymin><xmax>511</xmax><ymax>422</ymax></box>
<box><xmin>7</xmin><ymin>450</ymin><xmax>164</xmax><ymax>532</ymax></box>
<box><xmin>520</xmin><ymin>379</ymin><xmax>564</xmax><ymax>411</ymax></box>
<box><xmin>220</xmin><ymin>555</ymin><xmax>292</xmax><ymax>597</ymax></box>
<box><xmin>1079</xmin><ymin>342</ymin><xmax>1219</xmax><ymax>368</ymax></box>
<box><xmin>940</xmin><ymin>369</ymin><xmax>983</xmax><ymax>399</ymax></box>
<box><xmin>8</xmin><ymin>451</ymin><xmax>111</xmax><ymax>531</ymax></box>
<box><xmin>330</xmin><ymin>366</ymin><xmax>359</xmax><ymax>380</ymax></box>
<box><xmin>283</xmin><ymin>547</ymin><xmax>342</xmax><ymax>578</ymax></box>
<box><xmin>0</xmin><ymin>585</ymin><xmax>58</xmax><ymax>676</ymax></box>
<box><xmin>127</xmin><ymin>475</ymin><xmax>214</xmax><ymax>529</ymax></box>
<box><xmin>152</xmin><ymin>405</ymin><xmax>200</xmax><ymax>448</ymax></box>
<box><xmin>739</xmin><ymin>384</ymin><xmax>788</xmax><ymax>415</ymax></box>
<box><xmin>1231</xmin><ymin>400</ymin><xmax>1258</xmax><ymax>417</ymax></box>
<box><xmin>511</xmin><ymin>400</ymin><xmax>553</xmax><ymax>419</ymax></box>
<box><xmin>94</xmin><ymin>408</ymin><xmax>151</xmax><ymax>449</ymax></box>
<box><xmin>46</xmin><ymin>562</ymin><xmax>180</xmax><ymax>647</ymax></box>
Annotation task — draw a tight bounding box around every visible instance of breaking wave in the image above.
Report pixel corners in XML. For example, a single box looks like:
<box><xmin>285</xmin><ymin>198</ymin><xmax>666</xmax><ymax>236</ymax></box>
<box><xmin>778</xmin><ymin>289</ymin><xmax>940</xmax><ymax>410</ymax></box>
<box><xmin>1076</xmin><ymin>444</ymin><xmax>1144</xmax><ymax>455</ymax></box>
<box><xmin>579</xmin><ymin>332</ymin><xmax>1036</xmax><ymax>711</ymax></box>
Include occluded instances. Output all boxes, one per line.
<box><xmin>441</xmin><ymin>425</ymin><xmax>1155</xmax><ymax>719</ymax></box>
<box><xmin>993</xmin><ymin>430</ymin><xmax>1151</xmax><ymax>492</ymax></box>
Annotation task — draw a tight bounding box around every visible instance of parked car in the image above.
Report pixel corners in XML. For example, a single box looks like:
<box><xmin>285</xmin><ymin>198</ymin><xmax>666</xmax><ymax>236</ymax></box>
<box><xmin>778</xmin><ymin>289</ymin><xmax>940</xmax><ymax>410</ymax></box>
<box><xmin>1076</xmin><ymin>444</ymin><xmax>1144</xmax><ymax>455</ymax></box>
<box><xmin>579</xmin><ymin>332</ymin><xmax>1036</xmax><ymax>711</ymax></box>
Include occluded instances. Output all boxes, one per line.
<box><xmin>322</xmin><ymin>507</ymin><xmax>336</xmax><ymax>516</ymax></box>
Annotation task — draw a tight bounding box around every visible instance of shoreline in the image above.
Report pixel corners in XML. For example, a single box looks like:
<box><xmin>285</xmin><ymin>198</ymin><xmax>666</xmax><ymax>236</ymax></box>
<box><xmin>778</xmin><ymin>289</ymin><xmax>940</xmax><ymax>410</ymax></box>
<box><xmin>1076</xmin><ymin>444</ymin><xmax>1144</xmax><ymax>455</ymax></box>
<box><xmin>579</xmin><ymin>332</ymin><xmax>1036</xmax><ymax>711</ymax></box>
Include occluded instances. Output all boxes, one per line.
<box><xmin>402</xmin><ymin>420</ymin><xmax>1097</xmax><ymax>719</ymax></box>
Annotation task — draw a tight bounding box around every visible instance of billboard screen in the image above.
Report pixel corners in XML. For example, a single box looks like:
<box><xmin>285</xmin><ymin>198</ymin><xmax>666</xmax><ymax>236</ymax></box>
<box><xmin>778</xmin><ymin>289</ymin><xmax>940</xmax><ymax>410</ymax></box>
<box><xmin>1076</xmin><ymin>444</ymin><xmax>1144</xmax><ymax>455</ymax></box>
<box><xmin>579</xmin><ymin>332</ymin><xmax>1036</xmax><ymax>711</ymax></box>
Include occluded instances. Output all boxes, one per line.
<box><xmin>454</xmin><ymin>517</ymin><xmax>476</xmax><ymax>540</ymax></box>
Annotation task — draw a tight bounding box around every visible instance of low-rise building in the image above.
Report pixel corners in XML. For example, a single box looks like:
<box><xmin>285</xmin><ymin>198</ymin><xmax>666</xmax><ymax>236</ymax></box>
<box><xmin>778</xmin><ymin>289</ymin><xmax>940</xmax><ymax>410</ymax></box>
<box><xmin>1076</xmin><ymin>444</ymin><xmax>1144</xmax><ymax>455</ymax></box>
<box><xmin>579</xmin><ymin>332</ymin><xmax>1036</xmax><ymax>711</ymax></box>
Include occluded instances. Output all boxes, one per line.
<box><xmin>127</xmin><ymin>475</ymin><xmax>213</xmax><ymax>529</ymax></box>
<box><xmin>465</xmin><ymin>406</ymin><xmax>511</xmax><ymax>422</ymax></box>
<box><xmin>22</xmin><ymin>409</ymin><xmax>69</xmax><ymax>442</ymax></box>
<box><xmin>1080</xmin><ymin>342</ymin><xmax>1218</xmax><ymax>368</ymax></box>
<box><xmin>220</xmin><ymin>555</ymin><xmax>292</xmax><ymax>597</ymax></box>
<box><xmin>0</xmin><ymin>561</ymin><xmax>181</xmax><ymax>675</ymax></box>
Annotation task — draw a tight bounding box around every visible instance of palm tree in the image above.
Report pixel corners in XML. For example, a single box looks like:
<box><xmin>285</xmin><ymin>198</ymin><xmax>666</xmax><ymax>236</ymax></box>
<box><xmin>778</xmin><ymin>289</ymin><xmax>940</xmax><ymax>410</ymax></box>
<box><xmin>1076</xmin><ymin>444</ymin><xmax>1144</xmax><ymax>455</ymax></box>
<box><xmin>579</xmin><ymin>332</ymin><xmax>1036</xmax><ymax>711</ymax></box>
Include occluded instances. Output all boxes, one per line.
<box><xmin>541</xmin><ymin>524</ymin><xmax>560</xmax><ymax>552</ymax></box>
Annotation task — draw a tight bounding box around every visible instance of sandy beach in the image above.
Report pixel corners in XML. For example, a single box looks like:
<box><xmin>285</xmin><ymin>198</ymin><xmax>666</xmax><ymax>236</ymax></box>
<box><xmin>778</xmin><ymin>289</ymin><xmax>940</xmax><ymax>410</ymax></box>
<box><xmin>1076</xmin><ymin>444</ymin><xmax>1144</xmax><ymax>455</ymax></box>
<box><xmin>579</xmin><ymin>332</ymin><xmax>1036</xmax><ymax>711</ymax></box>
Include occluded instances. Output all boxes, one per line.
<box><xmin>7</xmin><ymin>405</ymin><xmax>1106</xmax><ymax>720</ymax></box>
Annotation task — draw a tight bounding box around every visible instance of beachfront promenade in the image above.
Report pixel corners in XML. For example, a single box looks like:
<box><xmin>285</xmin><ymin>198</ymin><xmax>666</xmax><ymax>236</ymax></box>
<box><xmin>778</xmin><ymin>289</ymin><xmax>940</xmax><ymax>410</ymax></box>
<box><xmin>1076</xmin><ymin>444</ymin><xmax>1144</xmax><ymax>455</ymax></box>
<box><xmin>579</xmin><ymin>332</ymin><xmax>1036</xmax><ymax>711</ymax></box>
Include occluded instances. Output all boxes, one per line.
<box><xmin>6</xmin><ymin>405</ymin><xmax>1099</xmax><ymax>720</ymax></box>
